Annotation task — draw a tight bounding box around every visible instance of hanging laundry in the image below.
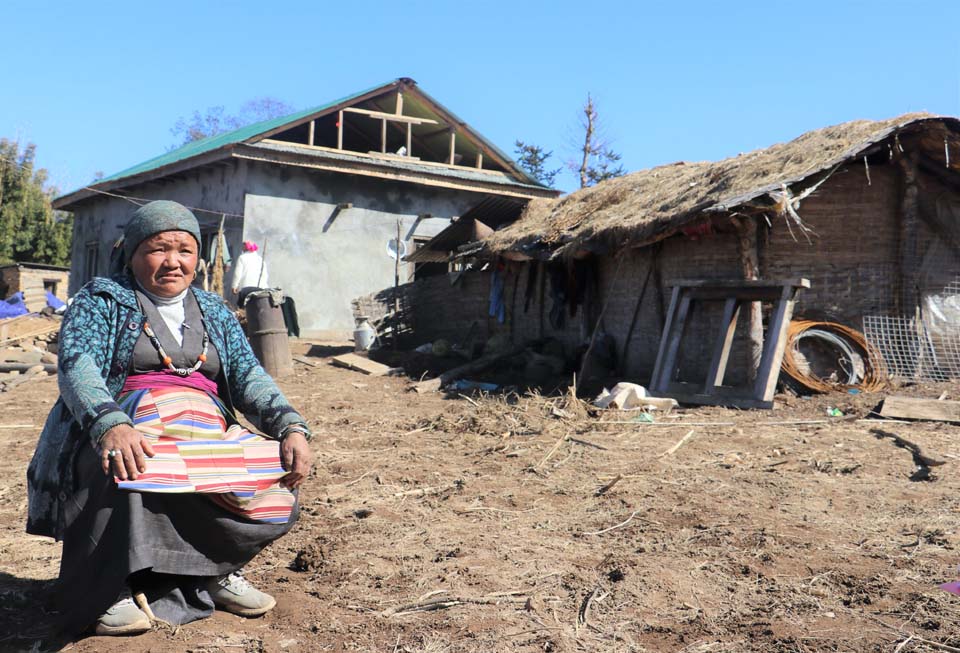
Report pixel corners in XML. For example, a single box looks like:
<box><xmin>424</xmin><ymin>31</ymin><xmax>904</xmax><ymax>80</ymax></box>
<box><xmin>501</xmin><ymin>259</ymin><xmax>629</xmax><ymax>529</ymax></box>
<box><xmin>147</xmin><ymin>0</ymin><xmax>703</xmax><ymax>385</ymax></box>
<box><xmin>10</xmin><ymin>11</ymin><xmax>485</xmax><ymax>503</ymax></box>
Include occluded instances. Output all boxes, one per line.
<box><xmin>489</xmin><ymin>264</ymin><xmax>506</xmax><ymax>324</ymax></box>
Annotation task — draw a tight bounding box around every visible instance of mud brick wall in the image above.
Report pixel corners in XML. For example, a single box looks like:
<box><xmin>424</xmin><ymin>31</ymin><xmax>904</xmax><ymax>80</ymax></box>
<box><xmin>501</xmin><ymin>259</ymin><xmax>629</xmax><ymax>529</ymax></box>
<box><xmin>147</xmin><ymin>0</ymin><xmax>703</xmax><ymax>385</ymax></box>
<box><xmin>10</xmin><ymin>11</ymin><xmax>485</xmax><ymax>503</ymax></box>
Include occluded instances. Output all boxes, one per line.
<box><xmin>360</xmin><ymin>159</ymin><xmax>957</xmax><ymax>386</ymax></box>
<box><xmin>762</xmin><ymin>163</ymin><xmax>901</xmax><ymax>324</ymax></box>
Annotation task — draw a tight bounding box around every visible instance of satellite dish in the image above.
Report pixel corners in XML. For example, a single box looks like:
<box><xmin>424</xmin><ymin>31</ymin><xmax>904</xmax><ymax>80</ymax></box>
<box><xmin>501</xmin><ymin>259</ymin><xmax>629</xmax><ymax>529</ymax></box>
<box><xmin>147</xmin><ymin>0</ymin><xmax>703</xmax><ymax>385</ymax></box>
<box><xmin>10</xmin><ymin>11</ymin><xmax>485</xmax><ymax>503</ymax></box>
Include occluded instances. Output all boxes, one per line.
<box><xmin>386</xmin><ymin>238</ymin><xmax>408</xmax><ymax>260</ymax></box>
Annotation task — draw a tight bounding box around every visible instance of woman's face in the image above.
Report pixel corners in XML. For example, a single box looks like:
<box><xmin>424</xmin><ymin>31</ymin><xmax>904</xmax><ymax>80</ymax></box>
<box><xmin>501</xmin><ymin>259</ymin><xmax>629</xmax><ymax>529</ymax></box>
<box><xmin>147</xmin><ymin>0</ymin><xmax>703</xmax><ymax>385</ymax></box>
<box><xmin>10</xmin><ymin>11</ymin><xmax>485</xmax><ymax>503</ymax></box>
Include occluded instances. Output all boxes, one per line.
<box><xmin>130</xmin><ymin>231</ymin><xmax>198</xmax><ymax>297</ymax></box>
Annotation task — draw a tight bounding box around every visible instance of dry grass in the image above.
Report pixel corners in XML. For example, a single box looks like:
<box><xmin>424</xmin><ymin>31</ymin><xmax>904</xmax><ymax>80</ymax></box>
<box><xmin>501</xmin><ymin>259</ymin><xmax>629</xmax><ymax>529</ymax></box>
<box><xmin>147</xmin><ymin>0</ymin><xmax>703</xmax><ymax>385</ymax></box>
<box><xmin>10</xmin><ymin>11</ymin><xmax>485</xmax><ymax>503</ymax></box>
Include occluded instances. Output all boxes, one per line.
<box><xmin>2</xmin><ymin>355</ymin><xmax>960</xmax><ymax>652</ymax></box>
<box><xmin>485</xmin><ymin>113</ymin><xmax>959</xmax><ymax>259</ymax></box>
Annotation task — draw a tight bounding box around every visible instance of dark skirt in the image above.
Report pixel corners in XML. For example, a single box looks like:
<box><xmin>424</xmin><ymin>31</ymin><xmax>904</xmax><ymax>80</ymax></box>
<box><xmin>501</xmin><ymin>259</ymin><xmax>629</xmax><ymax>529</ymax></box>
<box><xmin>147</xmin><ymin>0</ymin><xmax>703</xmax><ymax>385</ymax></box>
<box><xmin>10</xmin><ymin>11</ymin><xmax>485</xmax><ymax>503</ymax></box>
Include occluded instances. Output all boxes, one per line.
<box><xmin>55</xmin><ymin>443</ymin><xmax>296</xmax><ymax>635</ymax></box>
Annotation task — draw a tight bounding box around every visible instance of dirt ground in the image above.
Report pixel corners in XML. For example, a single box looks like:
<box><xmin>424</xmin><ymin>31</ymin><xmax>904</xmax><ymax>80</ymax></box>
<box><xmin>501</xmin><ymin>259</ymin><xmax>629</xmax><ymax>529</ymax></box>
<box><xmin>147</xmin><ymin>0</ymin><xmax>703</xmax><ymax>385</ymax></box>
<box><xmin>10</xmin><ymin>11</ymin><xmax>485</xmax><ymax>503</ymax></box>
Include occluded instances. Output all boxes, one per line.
<box><xmin>0</xmin><ymin>342</ymin><xmax>959</xmax><ymax>652</ymax></box>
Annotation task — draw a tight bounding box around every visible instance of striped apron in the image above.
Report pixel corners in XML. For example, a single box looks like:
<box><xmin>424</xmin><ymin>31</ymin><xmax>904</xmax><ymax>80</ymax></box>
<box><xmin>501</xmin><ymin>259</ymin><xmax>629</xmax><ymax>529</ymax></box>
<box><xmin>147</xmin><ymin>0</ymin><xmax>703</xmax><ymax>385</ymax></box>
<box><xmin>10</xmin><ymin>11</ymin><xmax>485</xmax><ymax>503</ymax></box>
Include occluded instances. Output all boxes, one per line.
<box><xmin>116</xmin><ymin>386</ymin><xmax>296</xmax><ymax>524</ymax></box>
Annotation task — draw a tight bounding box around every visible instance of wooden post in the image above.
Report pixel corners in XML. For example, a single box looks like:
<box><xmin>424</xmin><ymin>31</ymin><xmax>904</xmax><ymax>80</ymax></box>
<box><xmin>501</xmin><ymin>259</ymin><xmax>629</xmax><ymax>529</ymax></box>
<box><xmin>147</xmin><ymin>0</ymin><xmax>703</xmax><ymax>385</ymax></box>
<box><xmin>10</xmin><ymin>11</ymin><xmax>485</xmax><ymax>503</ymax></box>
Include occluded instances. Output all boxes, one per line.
<box><xmin>650</xmin><ymin>286</ymin><xmax>682</xmax><ymax>392</ymax></box>
<box><xmin>212</xmin><ymin>213</ymin><xmax>226</xmax><ymax>296</ymax></box>
<box><xmin>308</xmin><ymin>120</ymin><xmax>315</xmax><ymax>146</ymax></box>
<box><xmin>537</xmin><ymin>261</ymin><xmax>545</xmax><ymax>339</ymax></box>
<box><xmin>704</xmin><ymin>298</ymin><xmax>741</xmax><ymax>392</ymax></box>
<box><xmin>734</xmin><ymin>216</ymin><xmax>763</xmax><ymax>380</ymax></box>
<box><xmin>448</xmin><ymin>130</ymin><xmax>456</xmax><ymax>165</ymax></box>
<box><xmin>476</xmin><ymin>152</ymin><xmax>483</xmax><ymax>169</ymax></box>
<box><xmin>406</xmin><ymin>123</ymin><xmax>412</xmax><ymax>157</ymax></box>
<box><xmin>897</xmin><ymin>153</ymin><xmax>920</xmax><ymax>315</ymax></box>
<box><xmin>752</xmin><ymin>286</ymin><xmax>796</xmax><ymax>401</ymax></box>
<box><xmin>337</xmin><ymin>110</ymin><xmax>344</xmax><ymax>150</ymax></box>
<box><xmin>394</xmin><ymin>219</ymin><xmax>401</xmax><ymax>349</ymax></box>
<box><xmin>396</xmin><ymin>91</ymin><xmax>403</xmax><ymax>115</ymax></box>
<box><xmin>381</xmin><ymin>119</ymin><xmax>388</xmax><ymax>154</ymax></box>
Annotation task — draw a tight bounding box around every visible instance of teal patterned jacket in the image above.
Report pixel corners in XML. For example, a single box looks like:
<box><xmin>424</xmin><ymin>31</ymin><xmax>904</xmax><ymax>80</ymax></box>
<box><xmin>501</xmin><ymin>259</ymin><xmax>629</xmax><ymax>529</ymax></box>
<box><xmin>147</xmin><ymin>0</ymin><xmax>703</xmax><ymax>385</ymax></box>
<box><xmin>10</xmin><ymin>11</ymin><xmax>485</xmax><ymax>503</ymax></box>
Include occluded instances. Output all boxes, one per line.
<box><xmin>26</xmin><ymin>275</ymin><xmax>310</xmax><ymax>539</ymax></box>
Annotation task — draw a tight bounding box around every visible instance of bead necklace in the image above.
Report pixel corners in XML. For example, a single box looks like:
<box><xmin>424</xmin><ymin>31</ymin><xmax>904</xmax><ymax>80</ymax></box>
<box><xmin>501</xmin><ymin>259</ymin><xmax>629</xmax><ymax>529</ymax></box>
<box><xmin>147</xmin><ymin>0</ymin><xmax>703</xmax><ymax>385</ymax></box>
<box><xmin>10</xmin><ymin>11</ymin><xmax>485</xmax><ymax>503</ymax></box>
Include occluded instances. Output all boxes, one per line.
<box><xmin>142</xmin><ymin>321</ymin><xmax>209</xmax><ymax>377</ymax></box>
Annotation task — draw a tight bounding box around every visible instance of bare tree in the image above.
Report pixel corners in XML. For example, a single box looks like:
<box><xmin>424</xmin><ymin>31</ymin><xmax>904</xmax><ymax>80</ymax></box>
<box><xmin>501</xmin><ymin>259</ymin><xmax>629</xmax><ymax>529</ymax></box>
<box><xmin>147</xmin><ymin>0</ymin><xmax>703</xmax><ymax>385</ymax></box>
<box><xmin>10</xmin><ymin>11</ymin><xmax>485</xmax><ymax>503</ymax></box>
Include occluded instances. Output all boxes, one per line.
<box><xmin>572</xmin><ymin>94</ymin><xmax>625</xmax><ymax>188</ymax></box>
<box><xmin>170</xmin><ymin>97</ymin><xmax>294</xmax><ymax>146</ymax></box>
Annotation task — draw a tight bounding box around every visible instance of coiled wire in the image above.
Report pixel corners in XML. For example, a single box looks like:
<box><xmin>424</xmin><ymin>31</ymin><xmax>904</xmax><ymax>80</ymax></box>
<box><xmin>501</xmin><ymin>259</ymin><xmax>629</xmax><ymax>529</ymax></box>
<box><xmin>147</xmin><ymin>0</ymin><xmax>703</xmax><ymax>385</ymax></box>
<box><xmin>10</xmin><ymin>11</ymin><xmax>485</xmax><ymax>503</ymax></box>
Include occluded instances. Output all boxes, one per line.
<box><xmin>781</xmin><ymin>319</ymin><xmax>888</xmax><ymax>393</ymax></box>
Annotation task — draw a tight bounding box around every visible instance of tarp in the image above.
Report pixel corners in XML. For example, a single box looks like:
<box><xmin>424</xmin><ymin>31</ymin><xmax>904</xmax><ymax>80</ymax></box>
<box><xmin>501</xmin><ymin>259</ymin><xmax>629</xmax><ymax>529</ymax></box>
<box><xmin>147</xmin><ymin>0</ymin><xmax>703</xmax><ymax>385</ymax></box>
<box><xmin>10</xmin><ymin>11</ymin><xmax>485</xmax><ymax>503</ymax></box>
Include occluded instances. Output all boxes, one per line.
<box><xmin>0</xmin><ymin>293</ymin><xmax>28</xmax><ymax>319</ymax></box>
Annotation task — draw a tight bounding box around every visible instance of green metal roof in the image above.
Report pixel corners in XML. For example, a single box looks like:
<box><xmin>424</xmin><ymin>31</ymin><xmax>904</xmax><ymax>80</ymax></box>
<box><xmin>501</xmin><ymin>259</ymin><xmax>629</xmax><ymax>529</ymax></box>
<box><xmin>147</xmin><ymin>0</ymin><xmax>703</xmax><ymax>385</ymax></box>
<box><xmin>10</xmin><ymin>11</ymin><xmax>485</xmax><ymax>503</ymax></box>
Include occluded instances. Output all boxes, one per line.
<box><xmin>57</xmin><ymin>78</ymin><xmax>550</xmax><ymax>209</ymax></box>
<box><xmin>96</xmin><ymin>80</ymin><xmax>397</xmax><ymax>185</ymax></box>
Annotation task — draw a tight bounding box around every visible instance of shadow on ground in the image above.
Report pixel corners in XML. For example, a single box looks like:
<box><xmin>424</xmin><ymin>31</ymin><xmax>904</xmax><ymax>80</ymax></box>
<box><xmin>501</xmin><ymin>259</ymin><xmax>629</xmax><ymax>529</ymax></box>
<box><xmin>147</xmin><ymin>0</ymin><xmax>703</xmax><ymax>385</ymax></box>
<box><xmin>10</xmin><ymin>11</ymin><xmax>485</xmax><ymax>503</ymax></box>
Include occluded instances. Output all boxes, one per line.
<box><xmin>306</xmin><ymin>343</ymin><xmax>354</xmax><ymax>358</ymax></box>
<box><xmin>0</xmin><ymin>573</ymin><xmax>65</xmax><ymax>653</ymax></box>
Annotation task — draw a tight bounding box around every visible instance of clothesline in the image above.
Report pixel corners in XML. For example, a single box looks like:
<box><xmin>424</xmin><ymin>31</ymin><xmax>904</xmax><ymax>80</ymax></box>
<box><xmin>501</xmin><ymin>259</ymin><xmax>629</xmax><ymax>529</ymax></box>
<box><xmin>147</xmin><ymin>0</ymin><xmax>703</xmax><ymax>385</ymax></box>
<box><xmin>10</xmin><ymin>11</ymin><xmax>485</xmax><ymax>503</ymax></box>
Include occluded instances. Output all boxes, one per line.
<box><xmin>80</xmin><ymin>187</ymin><xmax>247</xmax><ymax>219</ymax></box>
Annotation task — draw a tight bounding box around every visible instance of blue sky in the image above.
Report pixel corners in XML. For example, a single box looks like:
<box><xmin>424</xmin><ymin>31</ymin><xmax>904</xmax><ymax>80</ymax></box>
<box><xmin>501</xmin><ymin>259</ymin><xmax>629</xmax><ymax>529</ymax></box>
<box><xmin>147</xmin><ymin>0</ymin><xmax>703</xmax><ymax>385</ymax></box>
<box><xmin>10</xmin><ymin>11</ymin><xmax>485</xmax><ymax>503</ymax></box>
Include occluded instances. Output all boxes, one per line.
<box><xmin>3</xmin><ymin>0</ymin><xmax>960</xmax><ymax>194</ymax></box>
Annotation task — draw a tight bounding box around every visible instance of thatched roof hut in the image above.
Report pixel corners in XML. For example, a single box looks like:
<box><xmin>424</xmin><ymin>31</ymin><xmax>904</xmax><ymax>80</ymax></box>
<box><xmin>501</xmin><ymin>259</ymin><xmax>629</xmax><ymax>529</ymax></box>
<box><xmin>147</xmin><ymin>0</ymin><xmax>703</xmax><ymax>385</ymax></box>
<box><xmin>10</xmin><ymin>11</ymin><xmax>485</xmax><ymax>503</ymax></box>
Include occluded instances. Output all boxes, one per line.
<box><xmin>485</xmin><ymin>113</ymin><xmax>960</xmax><ymax>258</ymax></box>
<box><xmin>357</xmin><ymin>112</ymin><xmax>960</xmax><ymax>391</ymax></box>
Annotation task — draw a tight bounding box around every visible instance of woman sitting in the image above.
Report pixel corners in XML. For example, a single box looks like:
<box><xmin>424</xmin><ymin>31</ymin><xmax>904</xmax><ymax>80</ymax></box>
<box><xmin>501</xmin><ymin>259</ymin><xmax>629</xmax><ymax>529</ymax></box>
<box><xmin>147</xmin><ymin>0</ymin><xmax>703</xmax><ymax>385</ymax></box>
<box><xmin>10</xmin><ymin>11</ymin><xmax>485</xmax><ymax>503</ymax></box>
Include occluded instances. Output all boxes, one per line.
<box><xmin>27</xmin><ymin>200</ymin><xmax>314</xmax><ymax>636</ymax></box>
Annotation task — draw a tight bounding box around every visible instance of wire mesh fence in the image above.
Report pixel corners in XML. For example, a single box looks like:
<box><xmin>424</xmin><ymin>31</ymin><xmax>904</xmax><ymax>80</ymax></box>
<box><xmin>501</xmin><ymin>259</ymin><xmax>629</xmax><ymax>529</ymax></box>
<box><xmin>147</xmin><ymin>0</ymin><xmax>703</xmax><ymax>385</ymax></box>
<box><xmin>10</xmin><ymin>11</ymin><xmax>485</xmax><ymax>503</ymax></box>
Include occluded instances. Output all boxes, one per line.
<box><xmin>862</xmin><ymin>237</ymin><xmax>960</xmax><ymax>380</ymax></box>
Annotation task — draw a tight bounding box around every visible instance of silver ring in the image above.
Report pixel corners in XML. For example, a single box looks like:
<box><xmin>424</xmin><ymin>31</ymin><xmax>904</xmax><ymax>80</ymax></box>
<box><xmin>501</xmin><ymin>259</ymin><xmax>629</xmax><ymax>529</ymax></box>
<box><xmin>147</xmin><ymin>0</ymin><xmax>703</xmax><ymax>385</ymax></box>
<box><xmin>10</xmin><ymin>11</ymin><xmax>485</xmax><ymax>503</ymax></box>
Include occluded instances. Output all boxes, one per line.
<box><xmin>107</xmin><ymin>449</ymin><xmax>120</xmax><ymax>458</ymax></box>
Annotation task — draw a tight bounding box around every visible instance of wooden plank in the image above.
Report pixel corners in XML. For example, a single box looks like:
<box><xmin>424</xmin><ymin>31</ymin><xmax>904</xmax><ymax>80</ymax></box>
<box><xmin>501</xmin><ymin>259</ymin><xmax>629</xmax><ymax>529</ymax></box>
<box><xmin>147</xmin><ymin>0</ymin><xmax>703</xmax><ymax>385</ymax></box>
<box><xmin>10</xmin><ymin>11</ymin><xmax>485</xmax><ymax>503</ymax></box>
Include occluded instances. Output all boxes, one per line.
<box><xmin>293</xmin><ymin>355</ymin><xmax>322</xmax><ymax>368</ymax></box>
<box><xmin>448</xmin><ymin>130</ymin><xmax>456</xmax><ymax>165</ymax></box>
<box><xmin>232</xmin><ymin>149</ymin><xmax>558</xmax><ymax>200</ymax></box>
<box><xmin>258</xmin><ymin>139</ymin><xmax>531</xmax><ymax>177</ymax></box>
<box><xmin>650</xmin><ymin>286</ymin><xmax>681</xmax><ymax>393</ymax></box>
<box><xmin>656</xmin><ymin>294</ymin><xmax>691</xmax><ymax>391</ymax></box>
<box><xmin>658</xmin><ymin>391</ymin><xmax>774</xmax><ymax>410</ymax></box>
<box><xmin>752</xmin><ymin>286</ymin><xmax>796</xmax><ymax>401</ymax></box>
<box><xmin>880</xmin><ymin>396</ymin><xmax>960</xmax><ymax>423</ymax></box>
<box><xmin>341</xmin><ymin>106</ymin><xmax>438</xmax><ymax>125</ymax></box>
<box><xmin>665</xmin><ymin>278</ymin><xmax>810</xmax><ymax>290</ymax></box>
<box><xmin>661</xmin><ymin>382</ymin><xmax>774</xmax><ymax>409</ymax></box>
<box><xmin>308</xmin><ymin>120</ymin><xmax>315</xmax><ymax>146</ymax></box>
<box><xmin>337</xmin><ymin>110</ymin><xmax>344</xmax><ymax>150</ymax></box>
<box><xmin>476</xmin><ymin>152</ymin><xmax>483</xmax><ymax>170</ymax></box>
<box><xmin>704</xmin><ymin>298</ymin><xmax>740</xmax><ymax>392</ymax></box>
<box><xmin>406</xmin><ymin>123</ymin><xmax>412</xmax><ymax>156</ymax></box>
<box><xmin>331</xmin><ymin>353</ymin><xmax>394</xmax><ymax>376</ymax></box>
<box><xmin>381</xmin><ymin>118</ymin><xmax>387</xmax><ymax>154</ymax></box>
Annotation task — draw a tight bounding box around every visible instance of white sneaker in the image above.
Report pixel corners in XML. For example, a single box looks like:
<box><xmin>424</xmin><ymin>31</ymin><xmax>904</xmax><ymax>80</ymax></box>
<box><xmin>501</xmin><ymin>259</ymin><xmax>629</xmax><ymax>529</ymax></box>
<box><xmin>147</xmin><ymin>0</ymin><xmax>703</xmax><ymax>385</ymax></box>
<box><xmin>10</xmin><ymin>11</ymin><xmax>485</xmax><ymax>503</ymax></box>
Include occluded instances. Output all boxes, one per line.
<box><xmin>208</xmin><ymin>572</ymin><xmax>276</xmax><ymax>617</ymax></box>
<box><xmin>94</xmin><ymin>588</ymin><xmax>151</xmax><ymax>636</ymax></box>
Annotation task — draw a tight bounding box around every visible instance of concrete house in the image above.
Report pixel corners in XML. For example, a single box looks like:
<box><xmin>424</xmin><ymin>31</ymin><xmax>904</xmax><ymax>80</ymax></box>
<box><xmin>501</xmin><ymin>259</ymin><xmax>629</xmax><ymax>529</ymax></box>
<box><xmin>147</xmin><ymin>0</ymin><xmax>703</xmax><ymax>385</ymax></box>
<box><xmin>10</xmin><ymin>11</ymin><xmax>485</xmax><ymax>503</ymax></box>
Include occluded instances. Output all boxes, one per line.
<box><xmin>54</xmin><ymin>78</ymin><xmax>556</xmax><ymax>336</ymax></box>
<box><xmin>359</xmin><ymin>114</ymin><xmax>960</xmax><ymax>385</ymax></box>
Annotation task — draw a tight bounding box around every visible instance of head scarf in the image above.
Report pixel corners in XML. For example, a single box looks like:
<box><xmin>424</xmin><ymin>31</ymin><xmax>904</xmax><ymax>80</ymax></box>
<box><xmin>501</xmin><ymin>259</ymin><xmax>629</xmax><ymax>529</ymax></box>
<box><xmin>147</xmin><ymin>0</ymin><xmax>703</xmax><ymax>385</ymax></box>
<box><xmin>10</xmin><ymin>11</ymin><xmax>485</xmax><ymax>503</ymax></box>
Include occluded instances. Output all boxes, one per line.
<box><xmin>243</xmin><ymin>240</ymin><xmax>258</xmax><ymax>252</ymax></box>
<box><xmin>123</xmin><ymin>200</ymin><xmax>202</xmax><ymax>262</ymax></box>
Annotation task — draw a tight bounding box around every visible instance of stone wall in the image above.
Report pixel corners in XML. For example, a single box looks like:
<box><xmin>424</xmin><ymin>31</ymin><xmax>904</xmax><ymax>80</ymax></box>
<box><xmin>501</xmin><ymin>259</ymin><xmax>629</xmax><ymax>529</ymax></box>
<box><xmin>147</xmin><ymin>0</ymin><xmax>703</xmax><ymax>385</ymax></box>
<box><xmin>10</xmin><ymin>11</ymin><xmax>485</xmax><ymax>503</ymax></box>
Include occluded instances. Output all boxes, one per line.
<box><xmin>0</xmin><ymin>267</ymin><xmax>70</xmax><ymax>302</ymax></box>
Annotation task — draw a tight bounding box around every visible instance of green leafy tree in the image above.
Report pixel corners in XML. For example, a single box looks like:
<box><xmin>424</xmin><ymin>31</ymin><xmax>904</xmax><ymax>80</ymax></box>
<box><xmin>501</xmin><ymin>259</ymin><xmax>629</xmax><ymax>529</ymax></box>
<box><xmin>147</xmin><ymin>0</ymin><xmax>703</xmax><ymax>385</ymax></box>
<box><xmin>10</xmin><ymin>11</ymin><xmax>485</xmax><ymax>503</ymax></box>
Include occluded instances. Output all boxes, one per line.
<box><xmin>514</xmin><ymin>140</ymin><xmax>561</xmax><ymax>187</ymax></box>
<box><xmin>171</xmin><ymin>97</ymin><xmax>294</xmax><ymax>146</ymax></box>
<box><xmin>0</xmin><ymin>139</ymin><xmax>73</xmax><ymax>267</ymax></box>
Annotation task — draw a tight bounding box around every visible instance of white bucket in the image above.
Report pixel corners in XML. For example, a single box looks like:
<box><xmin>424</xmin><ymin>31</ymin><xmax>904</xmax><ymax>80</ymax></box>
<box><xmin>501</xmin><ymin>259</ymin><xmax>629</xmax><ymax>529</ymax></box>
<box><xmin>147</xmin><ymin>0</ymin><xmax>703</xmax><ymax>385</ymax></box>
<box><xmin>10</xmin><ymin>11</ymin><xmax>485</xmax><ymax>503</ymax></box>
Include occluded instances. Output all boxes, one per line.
<box><xmin>353</xmin><ymin>319</ymin><xmax>376</xmax><ymax>351</ymax></box>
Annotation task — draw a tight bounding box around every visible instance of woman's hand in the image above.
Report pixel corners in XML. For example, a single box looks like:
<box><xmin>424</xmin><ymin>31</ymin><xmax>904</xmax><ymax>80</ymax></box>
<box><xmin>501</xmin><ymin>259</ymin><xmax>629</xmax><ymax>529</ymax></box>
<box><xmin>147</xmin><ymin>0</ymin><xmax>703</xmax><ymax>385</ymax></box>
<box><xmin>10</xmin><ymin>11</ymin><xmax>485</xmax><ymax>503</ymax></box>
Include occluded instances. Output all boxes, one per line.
<box><xmin>280</xmin><ymin>431</ymin><xmax>313</xmax><ymax>490</ymax></box>
<box><xmin>100</xmin><ymin>424</ymin><xmax>156</xmax><ymax>481</ymax></box>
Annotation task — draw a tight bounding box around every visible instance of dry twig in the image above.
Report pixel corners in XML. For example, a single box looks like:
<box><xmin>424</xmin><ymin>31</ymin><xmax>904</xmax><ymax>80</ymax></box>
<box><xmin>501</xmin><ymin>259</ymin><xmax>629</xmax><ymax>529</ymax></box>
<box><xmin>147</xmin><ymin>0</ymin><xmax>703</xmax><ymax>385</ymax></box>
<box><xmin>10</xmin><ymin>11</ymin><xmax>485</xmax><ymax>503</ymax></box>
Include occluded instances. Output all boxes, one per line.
<box><xmin>580</xmin><ymin>511</ymin><xmax>640</xmax><ymax>536</ymax></box>
<box><xmin>595</xmin><ymin>474</ymin><xmax>622</xmax><ymax>496</ymax></box>
<box><xmin>392</xmin><ymin>480</ymin><xmax>463</xmax><ymax>499</ymax></box>
<box><xmin>661</xmin><ymin>429</ymin><xmax>696</xmax><ymax>456</ymax></box>
<box><xmin>383</xmin><ymin>594</ymin><xmax>528</xmax><ymax>617</ymax></box>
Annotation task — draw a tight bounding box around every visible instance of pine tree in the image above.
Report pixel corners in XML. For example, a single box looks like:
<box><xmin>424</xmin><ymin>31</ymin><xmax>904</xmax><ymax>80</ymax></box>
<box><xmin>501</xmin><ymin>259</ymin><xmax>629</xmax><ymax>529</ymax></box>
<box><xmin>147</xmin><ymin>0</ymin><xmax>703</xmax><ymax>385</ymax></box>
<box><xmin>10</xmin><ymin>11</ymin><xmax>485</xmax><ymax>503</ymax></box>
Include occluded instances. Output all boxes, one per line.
<box><xmin>513</xmin><ymin>140</ymin><xmax>561</xmax><ymax>187</ymax></box>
